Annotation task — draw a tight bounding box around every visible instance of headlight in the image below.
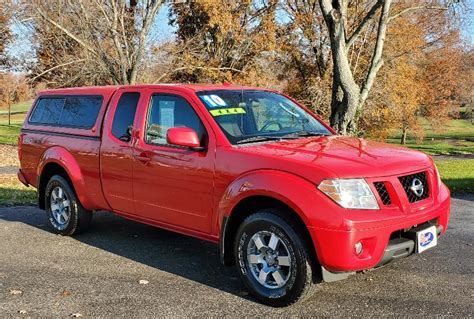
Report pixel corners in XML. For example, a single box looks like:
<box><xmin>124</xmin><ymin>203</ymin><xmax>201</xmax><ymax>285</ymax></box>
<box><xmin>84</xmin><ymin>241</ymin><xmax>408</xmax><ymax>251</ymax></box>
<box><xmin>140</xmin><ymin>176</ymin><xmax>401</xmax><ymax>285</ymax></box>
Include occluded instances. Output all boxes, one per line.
<box><xmin>318</xmin><ymin>179</ymin><xmax>379</xmax><ymax>210</ymax></box>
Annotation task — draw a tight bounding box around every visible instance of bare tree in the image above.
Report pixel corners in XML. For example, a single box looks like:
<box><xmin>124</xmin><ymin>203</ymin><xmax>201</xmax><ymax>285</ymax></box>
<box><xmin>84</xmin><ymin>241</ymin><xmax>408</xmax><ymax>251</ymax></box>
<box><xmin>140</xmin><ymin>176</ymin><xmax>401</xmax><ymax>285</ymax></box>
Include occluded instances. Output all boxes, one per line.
<box><xmin>0</xmin><ymin>2</ymin><xmax>12</xmax><ymax>69</ymax></box>
<box><xmin>23</xmin><ymin>0</ymin><xmax>163</xmax><ymax>85</ymax></box>
<box><xmin>318</xmin><ymin>0</ymin><xmax>458</xmax><ymax>134</ymax></box>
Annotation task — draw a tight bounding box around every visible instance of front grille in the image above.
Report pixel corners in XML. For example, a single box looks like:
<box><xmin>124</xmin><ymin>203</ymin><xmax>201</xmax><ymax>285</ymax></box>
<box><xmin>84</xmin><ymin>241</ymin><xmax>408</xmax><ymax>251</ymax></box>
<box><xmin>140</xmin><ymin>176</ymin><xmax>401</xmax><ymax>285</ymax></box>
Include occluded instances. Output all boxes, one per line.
<box><xmin>398</xmin><ymin>171</ymin><xmax>430</xmax><ymax>203</ymax></box>
<box><xmin>374</xmin><ymin>182</ymin><xmax>391</xmax><ymax>205</ymax></box>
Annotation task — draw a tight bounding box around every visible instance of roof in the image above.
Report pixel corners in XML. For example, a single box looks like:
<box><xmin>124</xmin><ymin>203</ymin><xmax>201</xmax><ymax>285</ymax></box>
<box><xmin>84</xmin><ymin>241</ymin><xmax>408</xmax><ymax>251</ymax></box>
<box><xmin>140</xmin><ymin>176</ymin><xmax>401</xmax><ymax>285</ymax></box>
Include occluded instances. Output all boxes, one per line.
<box><xmin>37</xmin><ymin>83</ymin><xmax>270</xmax><ymax>95</ymax></box>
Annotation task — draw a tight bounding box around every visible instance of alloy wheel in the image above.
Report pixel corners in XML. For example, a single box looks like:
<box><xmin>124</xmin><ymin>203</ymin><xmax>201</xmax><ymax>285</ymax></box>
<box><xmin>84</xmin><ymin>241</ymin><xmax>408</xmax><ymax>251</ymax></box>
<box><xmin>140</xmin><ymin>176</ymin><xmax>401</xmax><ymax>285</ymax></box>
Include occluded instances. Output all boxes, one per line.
<box><xmin>246</xmin><ymin>230</ymin><xmax>292</xmax><ymax>289</ymax></box>
<box><xmin>50</xmin><ymin>186</ymin><xmax>71</xmax><ymax>229</ymax></box>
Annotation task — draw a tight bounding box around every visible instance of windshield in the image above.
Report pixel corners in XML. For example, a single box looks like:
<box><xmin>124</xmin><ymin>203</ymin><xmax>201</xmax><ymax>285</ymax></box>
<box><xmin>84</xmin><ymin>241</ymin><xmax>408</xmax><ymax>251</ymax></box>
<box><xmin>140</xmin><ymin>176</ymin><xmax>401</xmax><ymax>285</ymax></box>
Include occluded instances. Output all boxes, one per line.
<box><xmin>197</xmin><ymin>90</ymin><xmax>331</xmax><ymax>144</ymax></box>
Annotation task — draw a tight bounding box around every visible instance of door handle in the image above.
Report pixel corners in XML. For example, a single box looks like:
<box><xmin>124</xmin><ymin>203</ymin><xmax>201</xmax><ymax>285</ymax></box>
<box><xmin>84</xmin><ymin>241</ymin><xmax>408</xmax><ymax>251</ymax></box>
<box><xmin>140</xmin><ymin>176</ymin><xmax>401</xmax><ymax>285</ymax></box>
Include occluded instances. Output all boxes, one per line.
<box><xmin>135</xmin><ymin>155</ymin><xmax>151</xmax><ymax>164</ymax></box>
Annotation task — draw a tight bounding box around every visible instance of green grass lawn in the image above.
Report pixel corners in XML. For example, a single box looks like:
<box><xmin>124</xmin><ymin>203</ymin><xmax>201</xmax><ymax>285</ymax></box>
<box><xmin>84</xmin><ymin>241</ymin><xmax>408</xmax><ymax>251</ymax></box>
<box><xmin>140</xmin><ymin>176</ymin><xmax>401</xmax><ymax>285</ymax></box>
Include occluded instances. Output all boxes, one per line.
<box><xmin>387</xmin><ymin>118</ymin><xmax>474</xmax><ymax>155</ymax></box>
<box><xmin>424</xmin><ymin>119</ymin><xmax>474</xmax><ymax>139</ymax></box>
<box><xmin>0</xmin><ymin>124</ymin><xmax>22</xmax><ymax>145</ymax></box>
<box><xmin>0</xmin><ymin>100</ymin><xmax>32</xmax><ymax>115</ymax></box>
<box><xmin>0</xmin><ymin>180</ymin><xmax>37</xmax><ymax>207</ymax></box>
<box><xmin>386</xmin><ymin>138</ymin><xmax>474</xmax><ymax>155</ymax></box>
<box><xmin>0</xmin><ymin>101</ymin><xmax>29</xmax><ymax>144</ymax></box>
<box><xmin>435</xmin><ymin>159</ymin><xmax>474</xmax><ymax>194</ymax></box>
<box><xmin>390</xmin><ymin>118</ymin><xmax>474</xmax><ymax>140</ymax></box>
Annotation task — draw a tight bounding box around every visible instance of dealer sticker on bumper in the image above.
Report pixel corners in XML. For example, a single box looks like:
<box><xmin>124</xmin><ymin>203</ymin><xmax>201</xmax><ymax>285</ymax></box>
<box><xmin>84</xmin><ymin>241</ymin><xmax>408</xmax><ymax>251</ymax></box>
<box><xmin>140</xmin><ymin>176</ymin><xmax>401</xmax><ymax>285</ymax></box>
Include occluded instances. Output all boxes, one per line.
<box><xmin>417</xmin><ymin>225</ymin><xmax>438</xmax><ymax>253</ymax></box>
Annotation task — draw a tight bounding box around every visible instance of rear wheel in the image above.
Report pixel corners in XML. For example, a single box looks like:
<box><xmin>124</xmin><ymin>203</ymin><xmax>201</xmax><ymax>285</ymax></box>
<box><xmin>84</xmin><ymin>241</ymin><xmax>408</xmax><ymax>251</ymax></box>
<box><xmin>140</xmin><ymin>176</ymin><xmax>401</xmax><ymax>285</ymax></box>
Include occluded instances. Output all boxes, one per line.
<box><xmin>234</xmin><ymin>210</ymin><xmax>318</xmax><ymax>306</ymax></box>
<box><xmin>44</xmin><ymin>175</ymin><xmax>92</xmax><ymax>236</ymax></box>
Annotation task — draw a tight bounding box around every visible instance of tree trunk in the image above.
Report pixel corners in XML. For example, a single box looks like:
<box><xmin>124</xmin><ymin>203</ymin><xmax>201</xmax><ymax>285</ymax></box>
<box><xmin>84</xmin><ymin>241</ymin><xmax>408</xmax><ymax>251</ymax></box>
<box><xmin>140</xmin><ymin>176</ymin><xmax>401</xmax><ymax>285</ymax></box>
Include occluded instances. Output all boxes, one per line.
<box><xmin>401</xmin><ymin>128</ymin><xmax>407</xmax><ymax>145</ymax></box>
<box><xmin>320</xmin><ymin>1</ymin><xmax>361</xmax><ymax>135</ymax></box>
<box><xmin>329</xmin><ymin>82</ymin><xmax>360</xmax><ymax>135</ymax></box>
<box><xmin>319</xmin><ymin>0</ymin><xmax>391</xmax><ymax>135</ymax></box>
<box><xmin>8</xmin><ymin>101</ymin><xmax>11</xmax><ymax>126</ymax></box>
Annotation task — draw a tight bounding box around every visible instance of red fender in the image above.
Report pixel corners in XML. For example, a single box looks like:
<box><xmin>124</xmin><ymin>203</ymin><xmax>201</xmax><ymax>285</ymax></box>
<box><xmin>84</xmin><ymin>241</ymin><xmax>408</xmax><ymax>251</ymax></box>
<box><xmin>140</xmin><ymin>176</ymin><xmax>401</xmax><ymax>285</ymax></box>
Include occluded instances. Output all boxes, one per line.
<box><xmin>37</xmin><ymin>146</ymin><xmax>94</xmax><ymax>210</ymax></box>
<box><xmin>215</xmin><ymin>169</ymin><xmax>349</xmax><ymax>230</ymax></box>
<box><xmin>215</xmin><ymin>169</ymin><xmax>338</xmax><ymax>265</ymax></box>
<box><xmin>216</xmin><ymin>169</ymin><xmax>332</xmax><ymax>231</ymax></box>
<box><xmin>216</xmin><ymin>170</ymin><xmax>317</xmax><ymax>230</ymax></box>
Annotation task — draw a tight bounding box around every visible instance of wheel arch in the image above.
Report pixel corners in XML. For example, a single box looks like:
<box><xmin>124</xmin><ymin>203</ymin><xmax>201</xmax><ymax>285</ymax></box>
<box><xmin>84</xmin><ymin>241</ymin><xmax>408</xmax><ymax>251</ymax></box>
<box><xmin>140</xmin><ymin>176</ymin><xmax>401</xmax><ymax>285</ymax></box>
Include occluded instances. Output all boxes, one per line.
<box><xmin>220</xmin><ymin>194</ymin><xmax>318</xmax><ymax>268</ymax></box>
<box><xmin>38</xmin><ymin>162</ymin><xmax>74</xmax><ymax>209</ymax></box>
<box><xmin>37</xmin><ymin>146</ymin><xmax>90</xmax><ymax>210</ymax></box>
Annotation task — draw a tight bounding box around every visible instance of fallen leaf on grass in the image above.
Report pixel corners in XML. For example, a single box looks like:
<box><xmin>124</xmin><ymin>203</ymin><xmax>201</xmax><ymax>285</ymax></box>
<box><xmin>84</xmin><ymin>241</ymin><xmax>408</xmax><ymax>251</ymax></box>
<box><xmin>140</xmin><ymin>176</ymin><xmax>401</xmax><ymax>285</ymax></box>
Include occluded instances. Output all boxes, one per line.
<box><xmin>9</xmin><ymin>288</ymin><xmax>22</xmax><ymax>295</ymax></box>
<box><xmin>62</xmin><ymin>290</ymin><xmax>71</xmax><ymax>297</ymax></box>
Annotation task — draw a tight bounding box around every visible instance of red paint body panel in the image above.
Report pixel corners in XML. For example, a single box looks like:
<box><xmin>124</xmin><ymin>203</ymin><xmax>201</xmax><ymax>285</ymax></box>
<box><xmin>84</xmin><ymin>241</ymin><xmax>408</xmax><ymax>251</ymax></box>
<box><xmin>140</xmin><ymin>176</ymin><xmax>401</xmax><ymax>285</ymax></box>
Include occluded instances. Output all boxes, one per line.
<box><xmin>18</xmin><ymin>84</ymin><xmax>451</xmax><ymax>272</ymax></box>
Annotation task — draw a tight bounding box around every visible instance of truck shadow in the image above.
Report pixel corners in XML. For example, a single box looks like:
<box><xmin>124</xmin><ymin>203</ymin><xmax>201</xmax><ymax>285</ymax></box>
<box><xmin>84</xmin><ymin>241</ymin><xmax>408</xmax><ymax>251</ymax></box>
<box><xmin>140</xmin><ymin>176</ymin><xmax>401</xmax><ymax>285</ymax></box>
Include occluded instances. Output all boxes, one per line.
<box><xmin>0</xmin><ymin>207</ymin><xmax>252</xmax><ymax>301</ymax></box>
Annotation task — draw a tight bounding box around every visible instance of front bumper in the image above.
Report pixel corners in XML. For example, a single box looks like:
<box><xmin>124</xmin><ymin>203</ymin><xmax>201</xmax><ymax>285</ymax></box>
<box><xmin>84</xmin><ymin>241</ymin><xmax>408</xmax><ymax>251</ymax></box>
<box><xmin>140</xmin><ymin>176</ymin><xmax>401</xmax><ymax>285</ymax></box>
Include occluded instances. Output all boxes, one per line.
<box><xmin>309</xmin><ymin>183</ymin><xmax>451</xmax><ymax>273</ymax></box>
<box><xmin>375</xmin><ymin>223</ymin><xmax>442</xmax><ymax>268</ymax></box>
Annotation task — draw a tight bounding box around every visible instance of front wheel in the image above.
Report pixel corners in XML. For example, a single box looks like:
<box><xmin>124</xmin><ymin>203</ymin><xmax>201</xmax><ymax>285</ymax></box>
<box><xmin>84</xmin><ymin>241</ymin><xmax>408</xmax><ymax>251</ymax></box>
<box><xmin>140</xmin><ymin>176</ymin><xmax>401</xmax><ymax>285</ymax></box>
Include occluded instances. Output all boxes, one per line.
<box><xmin>44</xmin><ymin>175</ymin><xmax>92</xmax><ymax>236</ymax></box>
<box><xmin>234</xmin><ymin>210</ymin><xmax>318</xmax><ymax>307</ymax></box>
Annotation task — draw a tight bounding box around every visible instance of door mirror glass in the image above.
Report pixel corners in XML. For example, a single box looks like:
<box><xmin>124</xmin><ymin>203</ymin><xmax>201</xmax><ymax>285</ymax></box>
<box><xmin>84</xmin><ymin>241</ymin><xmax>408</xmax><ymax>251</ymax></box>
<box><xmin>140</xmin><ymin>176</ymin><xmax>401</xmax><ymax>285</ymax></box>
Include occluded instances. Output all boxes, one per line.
<box><xmin>119</xmin><ymin>125</ymin><xmax>133</xmax><ymax>142</ymax></box>
<box><xmin>167</xmin><ymin>127</ymin><xmax>202</xmax><ymax>150</ymax></box>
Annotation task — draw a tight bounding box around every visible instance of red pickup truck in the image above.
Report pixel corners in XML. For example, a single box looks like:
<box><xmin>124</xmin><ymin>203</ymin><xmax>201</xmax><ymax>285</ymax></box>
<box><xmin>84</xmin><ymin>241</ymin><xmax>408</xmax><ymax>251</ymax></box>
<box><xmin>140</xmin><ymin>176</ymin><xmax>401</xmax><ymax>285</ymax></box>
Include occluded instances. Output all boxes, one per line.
<box><xmin>17</xmin><ymin>84</ymin><xmax>450</xmax><ymax>306</ymax></box>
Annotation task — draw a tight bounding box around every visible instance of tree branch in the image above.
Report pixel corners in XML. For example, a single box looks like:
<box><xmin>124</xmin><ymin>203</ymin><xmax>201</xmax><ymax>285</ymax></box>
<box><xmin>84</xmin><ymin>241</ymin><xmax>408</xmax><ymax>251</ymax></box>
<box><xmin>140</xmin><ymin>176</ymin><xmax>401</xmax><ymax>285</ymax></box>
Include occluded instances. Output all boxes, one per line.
<box><xmin>129</xmin><ymin>0</ymin><xmax>163</xmax><ymax>84</ymax></box>
<box><xmin>352</xmin><ymin>20</ymin><xmax>372</xmax><ymax>74</ymax></box>
<box><xmin>35</xmin><ymin>8</ymin><xmax>97</xmax><ymax>56</ymax></box>
<box><xmin>319</xmin><ymin>0</ymin><xmax>333</xmax><ymax>17</ymax></box>
<box><xmin>109</xmin><ymin>0</ymin><xmax>128</xmax><ymax>83</ymax></box>
<box><xmin>346</xmin><ymin>0</ymin><xmax>383</xmax><ymax>49</ymax></box>
<box><xmin>387</xmin><ymin>5</ymin><xmax>449</xmax><ymax>23</ymax></box>
<box><xmin>30</xmin><ymin>59</ymin><xmax>87</xmax><ymax>82</ymax></box>
<box><xmin>359</xmin><ymin>0</ymin><xmax>391</xmax><ymax>107</ymax></box>
<box><xmin>153</xmin><ymin>66</ymin><xmax>243</xmax><ymax>83</ymax></box>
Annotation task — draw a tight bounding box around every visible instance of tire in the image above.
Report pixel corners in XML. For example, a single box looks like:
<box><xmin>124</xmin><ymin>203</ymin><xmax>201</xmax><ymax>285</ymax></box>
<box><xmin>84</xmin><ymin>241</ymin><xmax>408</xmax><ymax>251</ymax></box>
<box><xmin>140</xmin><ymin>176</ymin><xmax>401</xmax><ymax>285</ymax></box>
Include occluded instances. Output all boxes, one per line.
<box><xmin>234</xmin><ymin>210</ymin><xmax>318</xmax><ymax>307</ymax></box>
<box><xmin>44</xmin><ymin>175</ymin><xmax>92</xmax><ymax>236</ymax></box>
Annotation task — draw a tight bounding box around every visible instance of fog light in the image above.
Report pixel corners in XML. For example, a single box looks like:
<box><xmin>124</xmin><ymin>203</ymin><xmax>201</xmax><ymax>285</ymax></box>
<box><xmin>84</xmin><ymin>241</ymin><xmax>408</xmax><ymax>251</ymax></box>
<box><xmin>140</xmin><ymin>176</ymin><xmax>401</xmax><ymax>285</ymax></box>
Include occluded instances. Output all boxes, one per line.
<box><xmin>355</xmin><ymin>242</ymin><xmax>363</xmax><ymax>255</ymax></box>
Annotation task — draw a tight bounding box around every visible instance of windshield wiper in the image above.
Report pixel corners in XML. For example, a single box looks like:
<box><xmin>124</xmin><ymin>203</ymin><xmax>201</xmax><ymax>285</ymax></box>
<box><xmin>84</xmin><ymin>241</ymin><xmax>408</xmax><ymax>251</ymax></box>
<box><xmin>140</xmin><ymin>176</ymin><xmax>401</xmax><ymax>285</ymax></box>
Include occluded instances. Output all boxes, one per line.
<box><xmin>236</xmin><ymin>131</ymin><xmax>329</xmax><ymax>145</ymax></box>
<box><xmin>282</xmin><ymin>131</ymin><xmax>330</xmax><ymax>138</ymax></box>
<box><xmin>236</xmin><ymin>135</ymin><xmax>297</xmax><ymax>145</ymax></box>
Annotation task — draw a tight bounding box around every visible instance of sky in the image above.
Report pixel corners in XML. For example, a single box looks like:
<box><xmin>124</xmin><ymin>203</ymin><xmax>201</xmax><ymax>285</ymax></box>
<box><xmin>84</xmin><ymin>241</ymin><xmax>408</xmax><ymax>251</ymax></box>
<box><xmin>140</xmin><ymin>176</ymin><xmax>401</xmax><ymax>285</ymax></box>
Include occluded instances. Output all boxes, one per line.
<box><xmin>148</xmin><ymin>3</ymin><xmax>177</xmax><ymax>44</ymax></box>
<box><xmin>462</xmin><ymin>0</ymin><xmax>474</xmax><ymax>44</ymax></box>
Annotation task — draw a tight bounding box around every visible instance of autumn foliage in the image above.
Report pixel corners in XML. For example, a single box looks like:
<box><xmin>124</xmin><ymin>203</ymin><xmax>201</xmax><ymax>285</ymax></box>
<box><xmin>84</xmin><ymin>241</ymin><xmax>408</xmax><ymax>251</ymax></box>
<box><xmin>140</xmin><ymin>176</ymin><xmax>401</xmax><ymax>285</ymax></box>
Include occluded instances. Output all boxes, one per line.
<box><xmin>1</xmin><ymin>0</ymin><xmax>472</xmax><ymax>142</ymax></box>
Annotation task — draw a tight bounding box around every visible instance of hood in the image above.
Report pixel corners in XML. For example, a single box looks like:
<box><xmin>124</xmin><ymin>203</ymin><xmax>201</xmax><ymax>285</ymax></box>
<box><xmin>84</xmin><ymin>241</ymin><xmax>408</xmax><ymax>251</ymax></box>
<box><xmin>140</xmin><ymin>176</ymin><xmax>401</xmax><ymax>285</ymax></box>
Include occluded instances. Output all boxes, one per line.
<box><xmin>239</xmin><ymin>136</ymin><xmax>433</xmax><ymax>179</ymax></box>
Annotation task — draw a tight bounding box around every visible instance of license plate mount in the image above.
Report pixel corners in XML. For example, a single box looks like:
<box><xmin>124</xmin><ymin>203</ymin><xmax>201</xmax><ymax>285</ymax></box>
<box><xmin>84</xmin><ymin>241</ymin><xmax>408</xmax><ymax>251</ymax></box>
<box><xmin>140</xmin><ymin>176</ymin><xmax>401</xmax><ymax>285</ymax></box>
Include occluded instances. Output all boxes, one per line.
<box><xmin>416</xmin><ymin>225</ymin><xmax>437</xmax><ymax>253</ymax></box>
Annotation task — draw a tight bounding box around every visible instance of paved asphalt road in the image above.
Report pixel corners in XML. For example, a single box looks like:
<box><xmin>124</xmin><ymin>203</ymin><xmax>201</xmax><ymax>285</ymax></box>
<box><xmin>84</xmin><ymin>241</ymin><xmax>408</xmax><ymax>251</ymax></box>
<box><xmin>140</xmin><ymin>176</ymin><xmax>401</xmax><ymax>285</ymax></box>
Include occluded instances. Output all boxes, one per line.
<box><xmin>1</xmin><ymin>196</ymin><xmax>473</xmax><ymax>317</ymax></box>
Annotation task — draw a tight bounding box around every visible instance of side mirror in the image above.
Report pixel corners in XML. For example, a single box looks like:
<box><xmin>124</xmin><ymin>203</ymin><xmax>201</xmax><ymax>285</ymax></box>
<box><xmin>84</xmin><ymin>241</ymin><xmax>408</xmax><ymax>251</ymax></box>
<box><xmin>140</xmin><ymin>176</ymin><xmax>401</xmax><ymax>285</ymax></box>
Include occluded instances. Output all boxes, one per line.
<box><xmin>119</xmin><ymin>125</ymin><xmax>133</xmax><ymax>142</ymax></box>
<box><xmin>167</xmin><ymin>127</ymin><xmax>205</xmax><ymax>151</ymax></box>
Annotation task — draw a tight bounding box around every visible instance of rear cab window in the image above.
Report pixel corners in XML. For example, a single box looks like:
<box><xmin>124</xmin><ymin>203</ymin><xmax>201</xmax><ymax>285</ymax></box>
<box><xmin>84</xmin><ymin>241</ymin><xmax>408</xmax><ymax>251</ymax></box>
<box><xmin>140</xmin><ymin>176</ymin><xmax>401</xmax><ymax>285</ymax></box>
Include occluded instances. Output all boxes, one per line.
<box><xmin>29</xmin><ymin>95</ymin><xmax>103</xmax><ymax>128</ymax></box>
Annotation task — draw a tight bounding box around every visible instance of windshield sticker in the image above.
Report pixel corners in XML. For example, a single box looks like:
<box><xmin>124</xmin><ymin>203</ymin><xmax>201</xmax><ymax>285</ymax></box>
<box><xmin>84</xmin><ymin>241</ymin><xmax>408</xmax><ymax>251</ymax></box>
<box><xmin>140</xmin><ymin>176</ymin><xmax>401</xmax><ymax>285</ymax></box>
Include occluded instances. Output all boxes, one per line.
<box><xmin>210</xmin><ymin>107</ymin><xmax>246</xmax><ymax>117</ymax></box>
<box><xmin>201</xmin><ymin>95</ymin><xmax>218</xmax><ymax>107</ymax></box>
<box><xmin>201</xmin><ymin>94</ymin><xmax>227</xmax><ymax>107</ymax></box>
<box><xmin>210</xmin><ymin>95</ymin><xmax>227</xmax><ymax>106</ymax></box>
